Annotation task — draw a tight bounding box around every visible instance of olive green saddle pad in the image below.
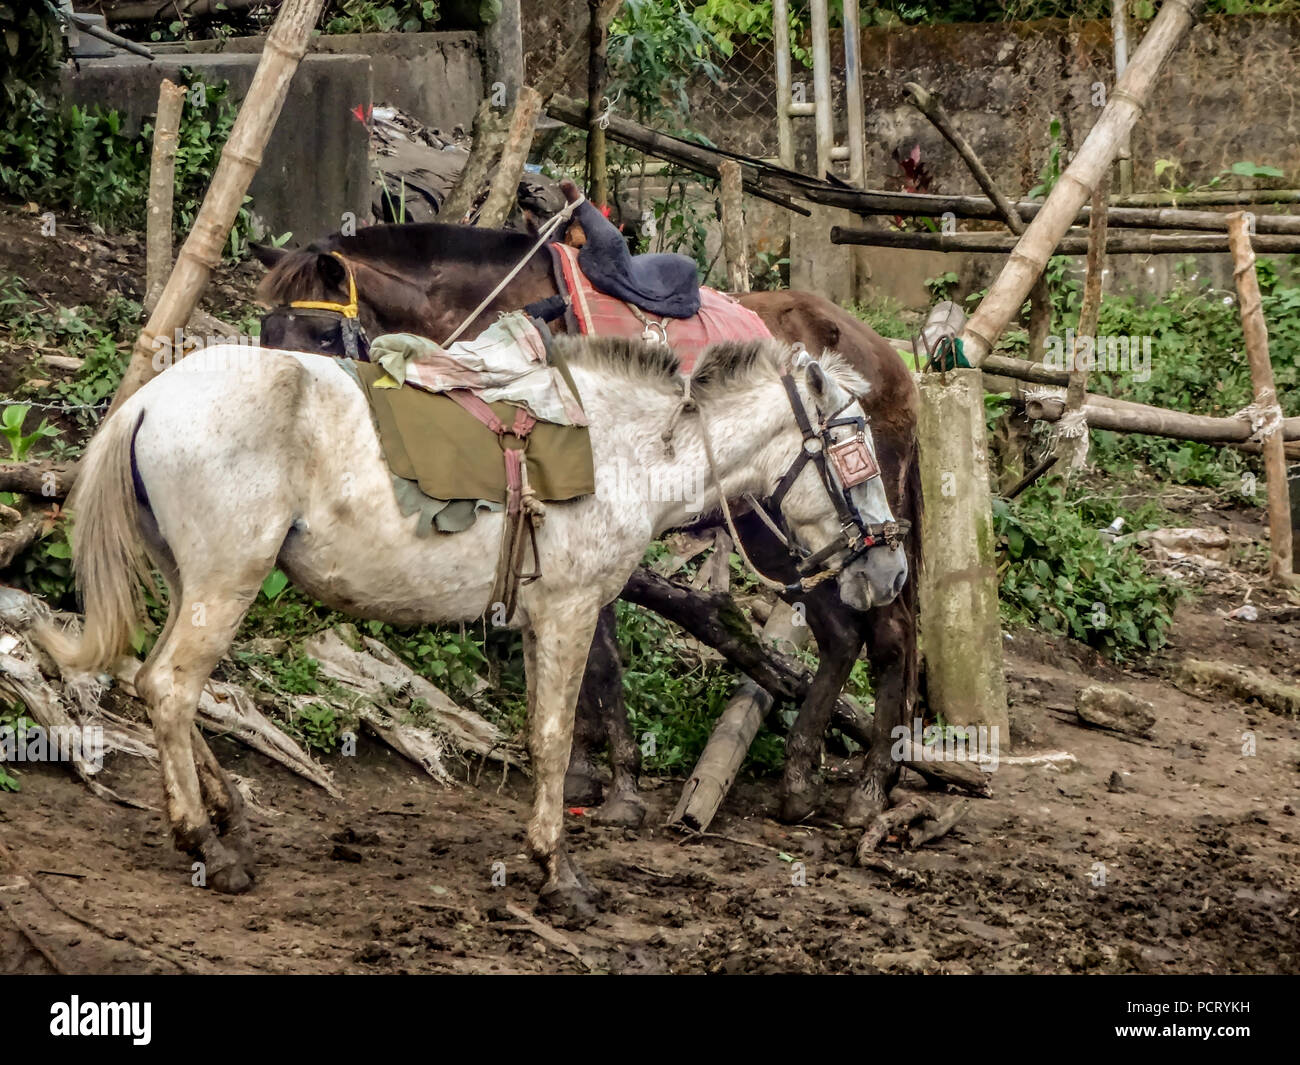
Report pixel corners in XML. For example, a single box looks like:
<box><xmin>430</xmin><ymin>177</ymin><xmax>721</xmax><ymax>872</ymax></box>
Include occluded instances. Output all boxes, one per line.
<box><xmin>348</xmin><ymin>359</ymin><xmax>595</xmax><ymax>512</ymax></box>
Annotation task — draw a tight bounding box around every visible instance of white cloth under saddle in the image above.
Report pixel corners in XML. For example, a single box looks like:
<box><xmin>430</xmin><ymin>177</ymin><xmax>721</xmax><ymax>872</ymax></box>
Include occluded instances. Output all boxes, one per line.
<box><xmin>367</xmin><ymin>311</ymin><xmax>588</xmax><ymax>427</ymax></box>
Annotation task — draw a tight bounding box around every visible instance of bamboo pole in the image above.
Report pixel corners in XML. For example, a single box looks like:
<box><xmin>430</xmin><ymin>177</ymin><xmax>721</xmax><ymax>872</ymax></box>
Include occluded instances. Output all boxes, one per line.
<box><xmin>476</xmin><ymin>86</ymin><xmax>542</xmax><ymax>229</ymax></box>
<box><xmin>1112</xmin><ymin>0</ymin><xmax>1133</xmax><ymax>196</ymax></box>
<box><xmin>1113</xmin><ymin>189</ymin><xmax>1300</xmax><ymax>208</ymax></box>
<box><xmin>1227</xmin><ymin>211</ymin><xmax>1296</xmax><ymax>584</ymax></box>
<box><xmin>842</xmin><ymin>0</ymin><xmax>866</xmax><ymax>187</ymax></box>
<box><xmin>772</xmin><ymin>0</ymin><xmax>794</xmax><ymax>169</ymax></box>
<box><xmin>810</xmin><ymin>0</ymin><xmax>834</xmax><ymax>179</ymax></box>
<box><xmin>830</xmin><ymin>226</ymin><xmax>1300</xmax><ymax>255</ymax></box>
<box><xmin>144</xmin><ymin>79</ymin><xmax>186</xmax><ymax>314</ymax></box>
<box><xmin>1056</xmin><ymin>180</ymin><xmax>1110</xmax><ymax>475</ymax></box>
<box><xmin>585</xmin><ymin>0</ymin><xmax>612</xmax><ymax>210</ymax></box>
<box><xmin>106</xmin><ymin>0</ymin><xmax>328</xmax><ymax>419</ymax></box>
<box><xmin>958</xmin><ymin>0</ymin><xmax>1205</xmax><ymax>366</ymax></box>
<box><xmin>719</xmin><ymin>160</ymin><xmax>749</xmax><ymax>293</ymax></box>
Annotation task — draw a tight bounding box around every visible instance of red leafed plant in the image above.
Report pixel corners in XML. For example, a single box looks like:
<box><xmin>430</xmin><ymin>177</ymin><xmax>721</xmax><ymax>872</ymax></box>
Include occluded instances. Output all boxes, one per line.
<box><xmin>891</xmin><ymin>144</ymin><xmax>934</xmax><ymax>230</ymax></box>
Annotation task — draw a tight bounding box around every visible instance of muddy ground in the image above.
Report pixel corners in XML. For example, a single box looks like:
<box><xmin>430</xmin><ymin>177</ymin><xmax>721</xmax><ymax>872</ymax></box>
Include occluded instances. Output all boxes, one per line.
<box><xmin>2</xmin><ymin>580</ymin><xmax>1298</xmax><ymax>975</ymax></box>
<box><xmin>2</xmin><ymin>205</ymin><xmax>1299</xmax><ymax>974</ymax></box>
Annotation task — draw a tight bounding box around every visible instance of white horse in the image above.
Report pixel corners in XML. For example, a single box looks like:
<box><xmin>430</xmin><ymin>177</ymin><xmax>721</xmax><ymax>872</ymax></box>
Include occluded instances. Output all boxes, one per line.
<box><xmin>45</xmin><ymin>335</ymin><xmax>906</xmax><ymax>920</ymax></box>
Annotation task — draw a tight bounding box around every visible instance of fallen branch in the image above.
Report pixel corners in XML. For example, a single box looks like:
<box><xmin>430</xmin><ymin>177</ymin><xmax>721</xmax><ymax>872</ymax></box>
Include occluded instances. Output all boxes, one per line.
<box><xmin>0</xmin><ymin>461</ymin><xmax>76</xmax><ymax>499</ymax></box>
<box><xmin>1176</xmin><ymin>659</ymin><xmax>1300</xmax><ymax>716</ymax></box>
<box><xmin>830</xmin><ymin>227</ymin><xmax>1300</xmax><ymax>255</ymax></box>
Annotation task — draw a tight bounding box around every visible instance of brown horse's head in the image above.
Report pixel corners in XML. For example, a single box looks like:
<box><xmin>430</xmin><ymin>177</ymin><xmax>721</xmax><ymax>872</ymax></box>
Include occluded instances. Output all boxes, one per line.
<box><xmin>253</xmin><ymin>224</ymin><xmax>558</xmax><ymax>357</ymax></box>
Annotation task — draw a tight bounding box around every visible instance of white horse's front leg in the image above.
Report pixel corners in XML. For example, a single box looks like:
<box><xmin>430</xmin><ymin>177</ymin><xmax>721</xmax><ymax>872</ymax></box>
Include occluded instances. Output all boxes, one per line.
<box><xmin>521</xmin><ymin>596</ymin><xmax>603</xmax><ymax>924</ymax></box>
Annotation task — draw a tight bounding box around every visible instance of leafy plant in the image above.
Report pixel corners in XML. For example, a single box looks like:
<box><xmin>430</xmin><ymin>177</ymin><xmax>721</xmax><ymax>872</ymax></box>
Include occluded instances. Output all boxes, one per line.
<box><xmin>995</xmin><ymin>484</ymin><xmax>1187</xmax><ymax>658</ymax></box>
<box><xmin>0</xmin><ymin>404</ymin><xmax>59</xmax><ymax>461</ymax></box>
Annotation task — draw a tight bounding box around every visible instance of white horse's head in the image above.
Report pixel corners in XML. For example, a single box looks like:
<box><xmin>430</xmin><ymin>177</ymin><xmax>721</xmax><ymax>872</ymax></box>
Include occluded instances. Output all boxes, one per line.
<box><xmin>767</xmin><ymin>350</ymin><xmax>909</xmax><ymax>612</ymax></box>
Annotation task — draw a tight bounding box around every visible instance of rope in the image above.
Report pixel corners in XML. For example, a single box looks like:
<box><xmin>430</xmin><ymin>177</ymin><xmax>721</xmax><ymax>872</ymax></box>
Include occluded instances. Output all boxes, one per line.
<box><xmin>1234</xmin><ymin>389</ymin><xmax>1285</xmax><ymax>442</ymax></box>
<box><xmin>1056</xmin><ymin>407</ymin><xmax>1090</xmax><ymax>439</ymax></box>
<box><xmin>440</xmin><ymin>195</ymin><xmax>586</xmax><ymax>348</ymax></box>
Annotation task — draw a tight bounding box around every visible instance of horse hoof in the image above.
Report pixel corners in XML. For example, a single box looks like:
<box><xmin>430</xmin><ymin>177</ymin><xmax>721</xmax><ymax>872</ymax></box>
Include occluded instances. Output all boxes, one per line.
<box><xmin>538</xmin><ymin>884</ymin><xmax>598</xmax><ymax>929</ymax></box>
<box><xmin>778</xmin><ymin>789</ymin><xmax>820</xmax><ymax>825</ymax></box>
<box><xmin>842</xmin><ymin>787</ymin><xmax>886</xmax><ymax>830</ymax></box>
<box><xmin>208</xmin><ymin>862</ymin><xmax>253</xmax><ymax>895</ymax></box>
<box><xmin>563</xmin><ymin>767</ymin><xmax>604</xmax><ymax>808</ymax></box>
<box><xmin>593</xmin><ymin>792</ymin><xmax>646</xmax><ymax>829</ymax></box>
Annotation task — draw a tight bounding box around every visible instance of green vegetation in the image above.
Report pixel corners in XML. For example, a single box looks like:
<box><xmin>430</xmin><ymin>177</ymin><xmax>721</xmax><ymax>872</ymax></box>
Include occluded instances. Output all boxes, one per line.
<box><xmin>0</xmin><ymin>74</ymin><xmax>257</xmax><ymax>255</ymax></box>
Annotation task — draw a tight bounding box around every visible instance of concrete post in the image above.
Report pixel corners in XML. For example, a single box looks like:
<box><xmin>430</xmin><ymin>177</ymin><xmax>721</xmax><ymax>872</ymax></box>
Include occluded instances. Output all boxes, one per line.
<box><xmin>915</xmin><ymin>370</ymin><xmax>1009</xmax><ymax>740</ymax></box>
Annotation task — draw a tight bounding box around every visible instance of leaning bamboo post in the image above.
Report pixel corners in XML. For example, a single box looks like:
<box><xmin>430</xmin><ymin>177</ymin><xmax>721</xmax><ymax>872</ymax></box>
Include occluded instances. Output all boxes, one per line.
<box><xmin>144</xmin><ymin>79</ymin><xmax>186</xmax><ymax>315</ymax></box>
<box><xmin>1112</xmin><ymin>0</ymin><xmax>1134</xmax><ymax>196</ymax></box>
<box><xmin>668</xmin><ymin>601</ymin><xmax>810</xmax><ymax>831</ymax></box>
<box><xmin>719</xmin><ymin>160</ymin><xmax>749</xmax><ymax>293</ymax></box>
<box><xmin>476</xmin><ymin>86</ymin><xmax>542</xmax><ymax>229</ymax></box>
<box><xmin>1056</xmin><ymin>179</ymin><xmax>1110</xmax><ymax>476</ymax></box>
<box><xmin>106</xmin><ymin>0</ymin><xmax>328</xmax><ymax>419</ymax></box>
<box><xmin>1227</xmin><ymin>212</ymin><xmax>1296</xmax><ymax>585</ymax></box>
<box><xmin>959</xmin><ymin>0</ymin><xmax>1204</xmax><ymax>366</ymax></box>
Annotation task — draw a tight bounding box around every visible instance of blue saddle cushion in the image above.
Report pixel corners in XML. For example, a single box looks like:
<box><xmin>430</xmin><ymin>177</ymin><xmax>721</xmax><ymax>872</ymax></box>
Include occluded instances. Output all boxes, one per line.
<box><xmin>573</xmin><ymin>199</ymin><xmax>701</xmax><ymax>319</ymax></box>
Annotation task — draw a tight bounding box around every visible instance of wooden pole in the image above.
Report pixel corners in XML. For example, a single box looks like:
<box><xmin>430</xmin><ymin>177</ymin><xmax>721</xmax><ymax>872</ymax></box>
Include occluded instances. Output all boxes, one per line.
<box><xmin>476</xmin><ymin>86</ymin><xmax>542</xmax><ymax>229</ymax></box>
<box><xmin>668</xmin><ymin>601</ymin><xmax>810</xmax><ymax>831</ymax></box>
<box><xmin>830</xmin><ymin>226</ymin><xmax>1300</xmax><ymax>255</ymax></box>
<box><xmin>1227</xmin><ymin>211</ymin><xmax>1296</xmax><ymax>584</ymax></box>
<box><xmin>719</xmin><ymin>160</ymin><xmax>749</xmax><ymax>293</ymax></box>
<box><xmin>144</xmin><ymin>79</ymin><xmax>186</xmax><ymax>315</ymax></box>
<box><xmin>441</xmin><ymin>99</ymin><xmax>508</xmax><ymax>223</ymax></box>
<box><xmin>1056</xmin><ymin>179</ymin><xmax>1110</xmax><ymax>475</ymax></box>
<box><xmin>584</xmin><ymin>0</ymin><xmax>612</xmax><ymax>210</ymax></box>
<box><xmin>105</xmin><ymin>0</ymin><xmax>329</xmax><ymax>418</ymax></box>
<box><xmin>772</xmin><ymin>0</ymin><xmax>794</xmax><ymax>169</ymax></box>
<box><xmin>958</xmin><ymin>0</ymin><xmax>1205</xmax><ymax>366</ymax></box>
<box><xmin>842</xmin><ymin>0</ymin><xmax>866</xmax><ymax>187</ymax></box>
<box><xmin>1112</xmin><ymin>0</ymin><xmax>1134</xmax><ymax>196</ymax></box>
<box><xmin>809</xmin><ymin>0</ymin><xmax>833</xmax><ymax>179</ymax></box>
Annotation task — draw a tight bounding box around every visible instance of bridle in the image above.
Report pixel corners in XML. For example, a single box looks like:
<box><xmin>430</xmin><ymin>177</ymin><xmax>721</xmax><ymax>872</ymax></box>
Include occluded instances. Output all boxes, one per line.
<box><xmin>264</xmin><ymin>250</ymin><xmax>371</xmax><ymax>360</ymax></box>
<box><xmin>680</xmin><ymin>357</ymin><xmax>910</xmax><ymax>594</ymax></box>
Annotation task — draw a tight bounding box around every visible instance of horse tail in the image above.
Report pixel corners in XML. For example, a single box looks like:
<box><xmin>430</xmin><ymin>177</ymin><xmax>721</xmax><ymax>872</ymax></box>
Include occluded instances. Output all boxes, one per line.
<box><xmin>39</xmin><ymin>409</ymin><xmax>153</xmax><ymax>673</ymax></box>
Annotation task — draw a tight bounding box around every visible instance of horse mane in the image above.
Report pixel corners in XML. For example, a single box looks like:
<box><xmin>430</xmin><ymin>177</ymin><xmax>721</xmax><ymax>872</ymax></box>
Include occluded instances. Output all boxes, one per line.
<box><xmin>256</xmin><ymin>222</ymin><xmax>539</xmax><ymax>307</ymax></box>
<box><xmin>553</xmin><ymin>335</ymin><xmax>871</xmax><ymax>400</ymax></box>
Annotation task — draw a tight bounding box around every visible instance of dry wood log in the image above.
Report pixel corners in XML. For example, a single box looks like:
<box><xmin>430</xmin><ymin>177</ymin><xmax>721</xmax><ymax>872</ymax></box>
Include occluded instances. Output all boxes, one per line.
<box><xmin>0</xmin><ymin>511</ymin><xmax>44</xmax><ymax>570</ymax></box>
<box><xmin>145</xmin><ymin>80</ymin><xmax>187</xmax><ymax>314</ymax></box>
<box><xmin>0</xmin><ymin>461</ymin><xmax>77</xmax><ymax>499</ymax></box>
<box><xmin>303</xmin><ymin>628</ymin><xmax>522</xmax><ymax>770</ymax></box>
<box><xmin>829</xmin><ymin>226</ymin><xmax>1300</xmax><ymax>255</ymax></box>
<box><xmin>668</xmin><ymin>601</ymin><xmax>807</xmax><ymax>831</ymax></box>
<box><xmin>907</xmin><ymin>798</ymin><xmax>971</xmax><ymax>848</ymax></box>
<box><xmin>584</xmin><ymin>0</ymin><xmax>612</xmax><ymax>209</ymax></box>
<box><xmin>1176</xmin><ymin>659</ymin><xmax>1300</xmax><ymax>716</ymax></box>
<box><xmin>476</xmin><ymin>86</ymin><xmax>543</xmax><ymax>229</ymax></box>
<box><xmin>1021</xmin><ymin>389</ymin><xmax>1300</xmax><ymax>456</ymax></box>
<box><xmin>106</xmin><ymin>0</ymin><xmax>328</xmax><ymax>417</ymax></box>
<box><xmin>621</xmin><ymin>566</ymin><xmax>872</xmax><ymax>745</ymax></box>
<box><xmin>1228</xmin><ymin>212</ymin><xmax>1296</xmax><ymax>584</ymax></box>
<box><xmin>958</xmin><ymin>0</ymin><xmax>1205</xmax><ymax>365</ymax></box>
<box><xmin>1113</xmin><ymin>189</ymin><xmax>1300</xmax><ymax>208</ymax></box>
<box><xmin>99</xmin><ymin>0</ymin><xmax>264</xmax><ymax>19</ymax></box>
<box><xmin>719</xmin><ymin>160</ymin><xmax>749</xmax><ymax>293</ymax></box>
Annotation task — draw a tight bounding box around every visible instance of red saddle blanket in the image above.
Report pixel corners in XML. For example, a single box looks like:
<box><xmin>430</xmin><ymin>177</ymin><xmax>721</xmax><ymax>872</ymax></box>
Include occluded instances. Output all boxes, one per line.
<box><xmin>550</xmin><ymin>242</ymin><xmax>771</xmax><ymax>374</ymax></box>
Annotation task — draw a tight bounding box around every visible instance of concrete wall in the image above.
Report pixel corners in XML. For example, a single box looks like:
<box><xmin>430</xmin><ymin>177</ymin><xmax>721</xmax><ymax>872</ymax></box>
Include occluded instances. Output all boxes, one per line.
<box><xmin>60</xmin><ymin>52</ymin><xmax>372</xmax><ymax>244</ymax></box>
<box><xmin>159</xmin><ymin>31</ymin><xmax>483</xmax><ymax>135</ymax></box>
<box><xmin>58</xmin><ymin>32</ymin><xmax>486</xmax><ymax>243</ymax></box>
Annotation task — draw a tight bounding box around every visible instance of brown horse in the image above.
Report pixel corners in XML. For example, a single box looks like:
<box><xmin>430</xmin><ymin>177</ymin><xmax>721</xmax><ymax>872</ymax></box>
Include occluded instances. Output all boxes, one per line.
<box><xmin>253</xmin><ymin>221</ymin><xmax>921</xmax><ymax>830</ymax></box>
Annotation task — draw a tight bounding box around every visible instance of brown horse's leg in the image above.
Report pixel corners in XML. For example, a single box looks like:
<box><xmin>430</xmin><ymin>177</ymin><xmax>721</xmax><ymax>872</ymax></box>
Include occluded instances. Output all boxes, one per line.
<box><xmin>844</xmin><ymin>598</ymin><xmax>916</xmax><ymax>827</ymax></box>
<box><xmin>522</xmin><ymin>598</ymin><xmax>603</xmax><ymax>925</ymax></box>
<box><xmin>565</xmin><ymin>613</ymin><xmax>610</xmax><ymax>808</ymax></box>
<box><xmin>137</xmin><ymin>588</ymin><xmax>258</xmax><ymax>894</ymax></box>
<box><xmin>779</xmin><ymin>585</ymin><xmax>863</xmax><ymax>823</ymax></box>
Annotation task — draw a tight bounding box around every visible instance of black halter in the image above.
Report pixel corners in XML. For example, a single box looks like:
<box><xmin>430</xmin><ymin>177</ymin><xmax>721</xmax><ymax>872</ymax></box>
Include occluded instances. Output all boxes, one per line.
<box><xmin>747</xmin><ymin>372</ymin><xmax>910</xmax><ymax>584</ymax></box>
<box><xmin>261</xmin><ymin>251</ymin><xmax>371</xmax><ymax>360</ymax></box>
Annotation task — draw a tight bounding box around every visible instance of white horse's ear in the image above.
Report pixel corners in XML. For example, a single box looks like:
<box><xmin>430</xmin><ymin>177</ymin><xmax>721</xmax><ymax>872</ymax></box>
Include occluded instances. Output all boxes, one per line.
<box><xmin>805</xmin><ymin>360</ymin><xmax>832</xmax><ymax>406</ymax></box>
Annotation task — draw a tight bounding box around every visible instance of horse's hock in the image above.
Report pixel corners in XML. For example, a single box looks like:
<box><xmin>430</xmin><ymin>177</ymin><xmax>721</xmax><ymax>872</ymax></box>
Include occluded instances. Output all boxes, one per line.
<box><xmin>915</xmin><ymin>369</ymin><xmax>1009</xmax><ymax>739</ymax></box>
